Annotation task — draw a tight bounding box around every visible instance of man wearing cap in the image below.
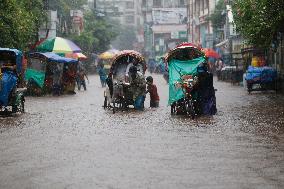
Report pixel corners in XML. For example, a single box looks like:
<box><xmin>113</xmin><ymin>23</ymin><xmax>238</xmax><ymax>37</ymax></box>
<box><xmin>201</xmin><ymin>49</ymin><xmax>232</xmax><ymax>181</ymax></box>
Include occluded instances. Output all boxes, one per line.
<box><xmin>128</xmin><ymin>66</ymin><xmax>146</xmax><ymax>110</ymax></box>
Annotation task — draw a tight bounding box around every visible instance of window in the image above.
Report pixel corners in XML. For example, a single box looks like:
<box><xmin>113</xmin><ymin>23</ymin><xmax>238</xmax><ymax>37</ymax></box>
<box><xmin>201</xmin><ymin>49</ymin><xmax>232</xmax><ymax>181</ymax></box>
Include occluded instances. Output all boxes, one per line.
<box><xmin>126</xmin><ymin>2</ymin><xmax>134</xmax><ymax>9</ymax></box>
<box><xmin>179</xmin><ymin>0</ymin><xmax>185</xmax><ymax>7</ymax></box>
<box><xmin>125</xmin><ymin>16</ymin><xmax>135</xmax><ymax>23</ymax></box>
<box><xmin>153</xmin><ymin>0</ymin><xmax>162</xmax><ymax>7</ymax></box>
<box><xmin>204</xmin><ymin>0</ymin><xmax>208</xmax><ymax>9</ymax></box>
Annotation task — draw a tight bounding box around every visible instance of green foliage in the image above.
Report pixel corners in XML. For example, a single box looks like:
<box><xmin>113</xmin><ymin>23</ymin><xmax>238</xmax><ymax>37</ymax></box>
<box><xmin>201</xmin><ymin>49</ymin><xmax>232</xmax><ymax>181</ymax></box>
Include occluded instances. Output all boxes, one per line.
<box><xmin>69</xmin><ymin>10</ymin><xmax>118</xmax><ymax>54</ymax></box>
<box><xmin>209</xmin><ymin>0</ymin><xmax>226</xmax><ymax>29</ymax></box>
<box><xmin>111</xmin><ymin>25</ymin><xmax>137</xmax><ymax>51</ymax></box>
<box><xmin>0</xmin><ymin>0</ymin><xmax>45</xmax><ymax>50</ymax></box>
<box><xmin>232</xmin><ymin>0</ymin><xmax>284</xmax><ymax>48</ymax></box>
<box><xmin>48</xmin><ymin>0</ymin><xmax>87</xmax><ymax>35</ymax></box>
<box><xmin>49</xmin><ymin>0</ymin><xmax>87</xmax><ymax>12</ymax></box>
<box><xmin>0</xmin><ymin>0</ymin><xmax>117</xmax><ymax>54</ymax></box>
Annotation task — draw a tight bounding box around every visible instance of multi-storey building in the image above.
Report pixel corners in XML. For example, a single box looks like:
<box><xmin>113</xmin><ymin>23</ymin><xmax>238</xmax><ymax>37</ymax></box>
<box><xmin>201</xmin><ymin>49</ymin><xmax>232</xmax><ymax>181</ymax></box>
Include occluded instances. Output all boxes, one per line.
<box><xmin>142</xmin><ymin>0</ymin><xmax>188</xmax><ymax>58</ymax></box>
<box><xmin>96</xmin><ymin>0</ymin><xmax>143</xmax><ymax>27</ymax></box>
<box><xmin>95</xmin><ymin>0</ymin><xmax>144</xmax><ymax>51</ymax></box>
<box><xmin>187</xmin><ymin>0</ymin><xmax>217</xmax><ymax>48</ymax></box>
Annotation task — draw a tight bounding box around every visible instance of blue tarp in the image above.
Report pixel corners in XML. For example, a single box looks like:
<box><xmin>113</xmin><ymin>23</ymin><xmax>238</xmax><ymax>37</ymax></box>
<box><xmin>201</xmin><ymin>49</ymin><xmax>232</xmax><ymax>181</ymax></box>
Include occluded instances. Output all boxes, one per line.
<box><xmin>245</xmin><ymin>66</ymin><xmax>277</xmax><ymax>83</ymax></box>
<box><xmin>30</xmin><ymin>52</ymin><xmax>78</xmax><ymax>64</ymax></box>
<box><xmin>0</xmin><ymin>72</ymin><xmax>17</xmax><ymax>106</ymax></box>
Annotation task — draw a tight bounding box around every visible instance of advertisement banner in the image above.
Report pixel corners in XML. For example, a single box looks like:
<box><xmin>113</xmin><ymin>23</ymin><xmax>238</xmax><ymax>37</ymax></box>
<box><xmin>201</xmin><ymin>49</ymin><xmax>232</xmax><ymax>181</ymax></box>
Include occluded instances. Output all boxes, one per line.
<box><xmin>152</xmin><ymin>8</ymin><xmax>187</xmax><ymax>25</ymax></box>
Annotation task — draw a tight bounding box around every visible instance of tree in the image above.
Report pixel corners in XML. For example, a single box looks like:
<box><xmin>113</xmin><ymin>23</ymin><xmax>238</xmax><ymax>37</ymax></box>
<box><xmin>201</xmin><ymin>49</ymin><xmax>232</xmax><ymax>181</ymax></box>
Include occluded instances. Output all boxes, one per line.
<box><xmin>232</xmin><ymin>0</ymin><xmax>284</xmax><ymax>48</ymax></box>
<box><xmin>209</xmin><ymin>0</ymin><xmax>226</xmax><ymax>30</ymax></box>
<box><xmin>48</xmin><ymin>0</ymin><xmax>87</xmax><ymax>35</ymax></box>
<box><xmin>70</xmin><ymin>11</ymin><xmax>118</xmax><ymax>54</ymax></box>
<box><xmin>111</xmin><ymin>25</ymin><xmax>137</xmax><ymax>51</ymax></box>
<box><xmin>0</xmin><ymin>0</ymin><xmax>45</xmax><ymax>50</ymax></box>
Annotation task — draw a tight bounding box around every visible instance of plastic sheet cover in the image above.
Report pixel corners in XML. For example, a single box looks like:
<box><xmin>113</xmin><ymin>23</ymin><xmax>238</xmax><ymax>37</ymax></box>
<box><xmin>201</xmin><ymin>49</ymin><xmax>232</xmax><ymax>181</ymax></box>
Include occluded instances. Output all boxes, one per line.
<box><xmin>168</xmin><ymin>57</ymin><xmax>205</xmax><ymax>105</ymax></box>
<box><xmin>25</xmin><ymin>68</ymin><xmax>45</xmax><ymax>88</ymax></box>
<box><xmin>0</xmin><ymin>72</ymin><xmax>17</xmax><ymax>106</ymax></box>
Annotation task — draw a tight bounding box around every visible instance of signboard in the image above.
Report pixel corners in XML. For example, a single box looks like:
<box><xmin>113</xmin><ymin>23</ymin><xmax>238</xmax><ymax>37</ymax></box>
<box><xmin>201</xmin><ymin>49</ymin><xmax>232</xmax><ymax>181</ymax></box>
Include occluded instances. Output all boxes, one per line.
<box><xmin>171</xmin><ymin>31</ymin><xmax>179</xmax><ymax>39</ymax></box>
<box><xmin>171</xmin><ymin>31</ymin><xmax>187</xmax><ymax>39</ymax></box>
<box><xmin>179</xmin><ymin>31</ymin><xmax>187</xmax><ymax>39</ymax></box>
<box><xmin>159</xmin><ymin>38</ymin><xmax>164</xmax><ymax>46</ymax></box>
<box><xmin>152</xmin><ymin>8</ymin><xmax>187</xmax><ymax>25</ymax></box>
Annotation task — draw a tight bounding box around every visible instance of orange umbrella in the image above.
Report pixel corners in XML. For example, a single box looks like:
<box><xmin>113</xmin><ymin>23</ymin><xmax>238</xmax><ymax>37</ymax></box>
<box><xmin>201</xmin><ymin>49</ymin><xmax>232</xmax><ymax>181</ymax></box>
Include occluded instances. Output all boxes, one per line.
<box><xmin>202</xmin><ymin>48</ymin><xmax>221</xmax><ymax>59</ymax></box>
<box><xmin>65</xmin><ymin>52</ymin><xmax>87</xmax><ymax>60</ymax></box>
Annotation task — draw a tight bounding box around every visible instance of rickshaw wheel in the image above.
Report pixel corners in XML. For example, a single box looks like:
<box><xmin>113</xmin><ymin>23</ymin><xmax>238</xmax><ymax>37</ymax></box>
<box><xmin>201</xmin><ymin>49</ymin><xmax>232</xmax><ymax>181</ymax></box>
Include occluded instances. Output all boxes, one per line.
<box><xmin>19</xmin><ymin>97</ymin><xmax>25</xmax><ymax>113</ymax></box>
<box><xmin>171</xmin><ymin>104</ymin><xmax>175</xmax><ymax>115</ymax></box>
<box><xmin>185</xmin><ymin>100</ymin><xmax>195</xmax><ymax>119</ymax></box>
<box><xmin>112</xmin><ymin>102</ymin><xmax>116</xmax><ymax>114</ymax></box>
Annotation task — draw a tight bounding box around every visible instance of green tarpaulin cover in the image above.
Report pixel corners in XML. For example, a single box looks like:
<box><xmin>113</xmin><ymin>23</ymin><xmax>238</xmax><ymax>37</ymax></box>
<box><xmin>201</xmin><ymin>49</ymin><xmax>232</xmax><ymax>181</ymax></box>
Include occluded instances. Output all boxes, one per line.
<box><xmin>25</xmin><ymin>69</ymin><xmax>45</xmax><ymax>88</ymax></box>
<box><xmin>168</xmin><ymin>57</ymin><xmax>205</xmax><ymax>105</ymax></box>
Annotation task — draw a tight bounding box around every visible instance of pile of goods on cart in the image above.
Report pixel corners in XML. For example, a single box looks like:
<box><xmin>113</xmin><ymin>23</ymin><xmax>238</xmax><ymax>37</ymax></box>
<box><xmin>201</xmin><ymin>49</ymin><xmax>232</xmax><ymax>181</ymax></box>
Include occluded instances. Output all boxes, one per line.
<box><xmin>245</xmin><ymin>56</ymin><xmax>277</xmax><ymax>93</ymax></box>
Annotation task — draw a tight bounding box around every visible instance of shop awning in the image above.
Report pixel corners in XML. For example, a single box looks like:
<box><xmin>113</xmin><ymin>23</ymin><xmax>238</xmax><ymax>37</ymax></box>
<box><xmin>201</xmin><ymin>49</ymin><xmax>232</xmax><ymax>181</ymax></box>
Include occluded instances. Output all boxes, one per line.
<box><xmin>215</xmin><ymin>39</ymin><xmax>229</xmax><ymax>47</ymax></box>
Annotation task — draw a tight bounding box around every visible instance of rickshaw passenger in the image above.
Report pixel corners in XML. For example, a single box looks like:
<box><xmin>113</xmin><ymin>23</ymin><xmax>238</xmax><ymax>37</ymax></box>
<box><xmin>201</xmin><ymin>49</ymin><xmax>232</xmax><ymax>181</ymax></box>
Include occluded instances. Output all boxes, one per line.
<box><xmin>125</xmin><ymin>59</ymin><xmax>143</xmax><ymax>80</ymax></box>
<box><xmin>97</xmin><ymin>63</ymin><xmax>107</xmax><ymax>87</ymax></box>
<box><xmin>128</xmin><ymin>66</ymin><xmax>146</xmax><ymax>110</ymax></box>
<box><xmin>2</xmin><ymin>60</ymin><xmax>17</xmax><ymax>72</ymax></box>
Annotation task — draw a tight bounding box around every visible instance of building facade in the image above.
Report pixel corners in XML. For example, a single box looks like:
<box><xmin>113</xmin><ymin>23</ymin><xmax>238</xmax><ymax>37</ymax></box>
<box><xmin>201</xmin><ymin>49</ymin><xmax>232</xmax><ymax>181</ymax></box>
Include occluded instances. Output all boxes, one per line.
<box><xmin>95</xmin><ymin>0</ymin><xmax>144</xmax><ymax>51</ymax></box>
<box><xmin>96</xmin><ymin>0</ymin><xmax>143</xmax><ymax>27</ymax></box>
<box><xmin>187</xmin><ymin>0</ymin><xmax>216</xmax><ymax>48</ymax></box>
<box><xmin>142</xmin><ymin>0</ymin><xmax>188</xmax><ymax>59</ymax></box>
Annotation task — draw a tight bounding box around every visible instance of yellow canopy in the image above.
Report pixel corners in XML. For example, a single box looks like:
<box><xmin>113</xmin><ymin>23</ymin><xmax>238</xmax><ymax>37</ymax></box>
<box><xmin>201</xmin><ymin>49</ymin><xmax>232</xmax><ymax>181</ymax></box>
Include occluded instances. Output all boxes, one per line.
<box><xmin>99</xmin><ymin>51</ymin><xmax>115</xmax><ymax>59</ymax></box>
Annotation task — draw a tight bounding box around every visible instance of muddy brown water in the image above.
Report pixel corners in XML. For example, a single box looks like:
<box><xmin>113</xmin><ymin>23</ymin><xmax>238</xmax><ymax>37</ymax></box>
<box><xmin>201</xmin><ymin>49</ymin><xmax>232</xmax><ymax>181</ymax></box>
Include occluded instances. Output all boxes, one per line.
<box><xmin>0</xmin><ymin>74</ymin><xmax>283</xmax><ymax>189</ymax></box>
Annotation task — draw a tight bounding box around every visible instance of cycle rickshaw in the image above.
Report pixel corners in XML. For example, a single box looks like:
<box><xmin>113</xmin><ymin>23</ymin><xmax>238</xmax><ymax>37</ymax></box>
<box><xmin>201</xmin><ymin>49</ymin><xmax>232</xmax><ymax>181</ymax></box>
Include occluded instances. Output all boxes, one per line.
<box><xmin>103</xmin><ymin>50</ymin><xmax>147</xmax><ymax>113</ymax></box>
<box><xmin>0</xmin><ymin>48</ymin><xmax>26</xmax><ymax>114</ymax></box>
<box><xmin>25</xmin><ymin>52</ymin><xmax>78</xmax><ymax>96</ymax></box>
<box><xmin>165</xmin><ymin>43</ymin><xmax>217</xmax><ymax>118</ymax></box>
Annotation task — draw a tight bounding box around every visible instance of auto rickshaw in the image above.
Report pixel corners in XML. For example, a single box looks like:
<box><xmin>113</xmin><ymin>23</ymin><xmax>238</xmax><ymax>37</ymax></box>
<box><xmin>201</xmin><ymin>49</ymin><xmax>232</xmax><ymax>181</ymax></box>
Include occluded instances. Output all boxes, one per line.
<box><xmin>103</xmin><ymin>50</ymin><xmax>147</xmax><ymax>113</ymax></box>
<box><xmin>165</xmin><ymin>43</ymin><xmax>217</xmax><ymax>118</ymax></box>
<box><xmin>25</xmin><ymin>52</ymin><xmax>78</xmax><ymax>96</ymax></box>
<box><xmin>0</xmin><ymin>48</ymin><xmax>26</xmax><ymax>114</ymax></box>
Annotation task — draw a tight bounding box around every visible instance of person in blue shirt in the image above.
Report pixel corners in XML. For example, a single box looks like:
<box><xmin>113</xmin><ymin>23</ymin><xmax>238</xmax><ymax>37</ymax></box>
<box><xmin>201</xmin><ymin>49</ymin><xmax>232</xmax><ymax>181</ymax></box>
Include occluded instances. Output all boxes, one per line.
<box><xmin>97</xmin><ymin>63</ymin><xmax>107</xmax><ymax>87</ymax></box>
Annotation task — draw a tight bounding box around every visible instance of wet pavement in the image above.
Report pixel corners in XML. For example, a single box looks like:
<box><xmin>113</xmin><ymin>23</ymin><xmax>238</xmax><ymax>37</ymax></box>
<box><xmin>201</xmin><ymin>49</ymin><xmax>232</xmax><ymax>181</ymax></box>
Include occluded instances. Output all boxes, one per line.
<box><xmin>0</xmin><ymin>74</ymin><xmax>284</xmax><ymax>189</ymax></box>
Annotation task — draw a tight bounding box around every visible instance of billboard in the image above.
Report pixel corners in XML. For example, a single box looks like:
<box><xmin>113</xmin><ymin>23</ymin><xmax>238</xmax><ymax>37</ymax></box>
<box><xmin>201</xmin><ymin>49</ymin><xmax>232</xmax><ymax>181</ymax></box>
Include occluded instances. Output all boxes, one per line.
<box><xmin>152</xmin><ymin>8</ymin><xmax>187</xmax><ymax>25</ymax></box>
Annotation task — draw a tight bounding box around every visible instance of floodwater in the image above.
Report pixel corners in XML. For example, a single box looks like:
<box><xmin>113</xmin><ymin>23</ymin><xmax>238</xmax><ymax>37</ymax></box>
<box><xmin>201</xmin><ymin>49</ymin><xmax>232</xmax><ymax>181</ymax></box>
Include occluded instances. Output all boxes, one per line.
<box><xmin>0</xmin><ymin>74</ymin><xmax>284</xmax><ymax>189</ymax></box>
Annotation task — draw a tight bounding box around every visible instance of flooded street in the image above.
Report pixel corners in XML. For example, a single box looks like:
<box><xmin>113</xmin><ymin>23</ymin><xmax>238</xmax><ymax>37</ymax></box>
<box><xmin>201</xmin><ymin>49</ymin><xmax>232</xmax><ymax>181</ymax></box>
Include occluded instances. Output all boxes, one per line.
<box><xmin>0</xmin><ymin>74</ymin><xmax>284</xmax><ymax>189</ymax></box>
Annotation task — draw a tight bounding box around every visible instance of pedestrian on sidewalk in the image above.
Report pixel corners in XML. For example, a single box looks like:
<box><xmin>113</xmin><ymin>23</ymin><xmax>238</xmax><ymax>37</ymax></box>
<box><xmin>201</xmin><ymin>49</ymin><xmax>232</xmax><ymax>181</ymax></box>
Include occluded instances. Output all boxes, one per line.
<box><xmin>216</xmin><ymin>58</ymin><xmax>224</xmax><ymax>80</ymax></box>
<box><xmin>146</xmin><ymin>76</ymin><xmax>160</xmax><ymax>108</ymax></box>
<box><xmin>97</xmin><ymin>63</ymin><xmax>107</xmax><ymax>87</ymax></box>
<box><xmin>77</xmin><ymin>68</ymin><xmax>89</xmax><ymax>91</ymax></box>
<box><xmin>52</xmin><ymin>64</ymin><xmax>62</xmax><ymax>96</ymax></box>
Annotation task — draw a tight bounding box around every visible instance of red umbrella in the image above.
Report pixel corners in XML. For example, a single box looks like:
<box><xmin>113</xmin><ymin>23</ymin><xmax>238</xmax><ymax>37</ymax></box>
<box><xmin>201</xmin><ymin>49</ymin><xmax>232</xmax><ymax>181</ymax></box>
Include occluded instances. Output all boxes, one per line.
<box><xmin>202</xmin><ymin>48</ymin><xmax>221</xmax><ymax>58</ymax></box>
